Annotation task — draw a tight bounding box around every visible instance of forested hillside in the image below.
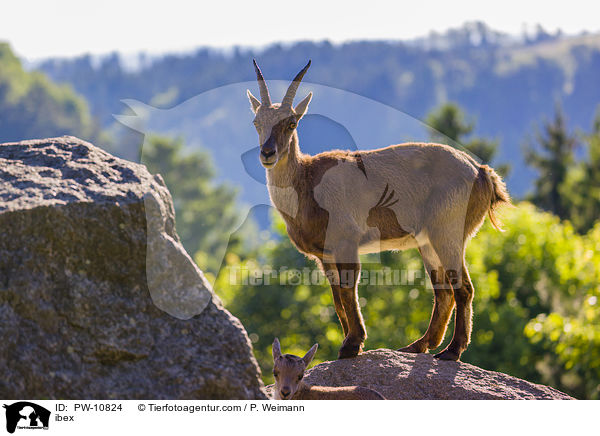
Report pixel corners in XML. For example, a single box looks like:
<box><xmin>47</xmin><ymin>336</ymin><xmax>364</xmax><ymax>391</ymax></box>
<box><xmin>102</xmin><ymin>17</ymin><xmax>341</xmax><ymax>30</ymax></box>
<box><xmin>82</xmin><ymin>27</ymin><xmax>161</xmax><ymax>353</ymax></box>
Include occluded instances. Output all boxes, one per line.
<box><xmin>36</xmin><ymin>22</ymin><xmax>600</xmax><ymax>194</ymax></box>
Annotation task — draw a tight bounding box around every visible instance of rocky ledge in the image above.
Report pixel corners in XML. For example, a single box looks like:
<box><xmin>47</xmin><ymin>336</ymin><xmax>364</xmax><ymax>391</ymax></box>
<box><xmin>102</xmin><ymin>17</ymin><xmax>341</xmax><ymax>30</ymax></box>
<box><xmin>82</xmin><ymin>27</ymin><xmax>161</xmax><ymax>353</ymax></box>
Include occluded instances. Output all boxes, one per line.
<box><xmin>267</xmin><ymin>349</ymin><xmax>573</xmax><ymax>400</ymax></box>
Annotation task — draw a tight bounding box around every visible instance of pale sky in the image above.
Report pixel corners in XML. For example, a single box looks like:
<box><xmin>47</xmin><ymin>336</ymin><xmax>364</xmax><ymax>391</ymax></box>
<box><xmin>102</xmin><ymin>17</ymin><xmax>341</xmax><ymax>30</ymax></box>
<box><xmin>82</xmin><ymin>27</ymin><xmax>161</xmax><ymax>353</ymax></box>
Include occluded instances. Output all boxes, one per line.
<box><xmin>2</xmin><ymin>0</ymin><xmax>600</xmax><ymax>60</ymax></box>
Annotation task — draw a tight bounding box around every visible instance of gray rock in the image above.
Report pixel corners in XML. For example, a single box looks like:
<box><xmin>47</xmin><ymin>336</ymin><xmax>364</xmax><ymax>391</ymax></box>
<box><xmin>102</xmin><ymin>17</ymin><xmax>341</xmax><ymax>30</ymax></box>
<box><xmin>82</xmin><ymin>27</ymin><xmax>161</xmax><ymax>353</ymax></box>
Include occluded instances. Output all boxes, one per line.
<box><xmin>0</xmin><ymin>136</ymin><xmax>267</xmax><ymax>399</ymax></box>
<box><xmin>267</xmin><ymin>349</ymin><xmax>573</xmax><ymax>399</ymax></box>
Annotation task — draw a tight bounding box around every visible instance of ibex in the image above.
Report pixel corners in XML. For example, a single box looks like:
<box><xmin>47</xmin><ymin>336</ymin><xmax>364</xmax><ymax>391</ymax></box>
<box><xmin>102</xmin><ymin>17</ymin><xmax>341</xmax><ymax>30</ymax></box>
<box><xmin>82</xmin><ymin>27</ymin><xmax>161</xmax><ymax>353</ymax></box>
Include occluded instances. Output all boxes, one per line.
<box><xmin>248</xmin><ymin>60</ymin><xmax>510</xmax><ymax>361</ymax></box>
<box><xmin>271</xmin><ymin>338</ymin><xmax>385</xmax><ymax>400</ymax></box>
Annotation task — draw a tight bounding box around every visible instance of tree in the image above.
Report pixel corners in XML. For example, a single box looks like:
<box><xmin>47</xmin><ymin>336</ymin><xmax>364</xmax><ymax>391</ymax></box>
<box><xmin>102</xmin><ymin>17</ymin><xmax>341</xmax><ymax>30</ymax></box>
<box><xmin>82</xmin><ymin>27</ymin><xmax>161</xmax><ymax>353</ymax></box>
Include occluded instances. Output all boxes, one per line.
<box><xmin>426</xmin><ymin>103</ymin><xmax>474</xmax><ymax>143</ymax></box>
<box><xmin>560</xmin><ymin>106</ymin><xmax>600</xmax><ymax>233</ymax></box>
<box><xmin>524</xmin><ymin>104</ymin><xmax>577</xmax><ymax>220</ymax></box>
<box><xmin>426</xmin><ymin>102</ymin><xmax>510</xmax><ymax>176</ymax></box>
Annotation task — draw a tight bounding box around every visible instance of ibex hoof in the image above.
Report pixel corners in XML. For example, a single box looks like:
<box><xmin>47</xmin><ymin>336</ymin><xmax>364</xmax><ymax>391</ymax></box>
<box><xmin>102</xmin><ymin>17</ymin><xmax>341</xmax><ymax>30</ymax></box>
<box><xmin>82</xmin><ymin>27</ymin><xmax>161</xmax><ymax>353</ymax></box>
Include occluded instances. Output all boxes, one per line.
<box><xmin>398</xmin><ymin>342</ymin><xmax>427</xmax><ymax>354</ymax></box>
<box><xmin>338</xmin><ymin>343</ymin><xmax>362</xmax><ymax>359</ymax></box>
<box><xmin>434</xmin><ymin>348</ymin><xmax>461</xmax><ymax>361</ymax></box>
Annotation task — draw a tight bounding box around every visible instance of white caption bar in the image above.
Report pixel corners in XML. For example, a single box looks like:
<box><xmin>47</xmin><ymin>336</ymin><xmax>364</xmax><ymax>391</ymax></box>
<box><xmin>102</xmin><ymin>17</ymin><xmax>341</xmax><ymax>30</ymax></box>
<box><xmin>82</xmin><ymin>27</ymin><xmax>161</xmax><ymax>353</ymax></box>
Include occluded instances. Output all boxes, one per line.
<box><xmin>0</xmin><ymin>400</ymin><xmax>595</xmax><ymax>436</ymax></box>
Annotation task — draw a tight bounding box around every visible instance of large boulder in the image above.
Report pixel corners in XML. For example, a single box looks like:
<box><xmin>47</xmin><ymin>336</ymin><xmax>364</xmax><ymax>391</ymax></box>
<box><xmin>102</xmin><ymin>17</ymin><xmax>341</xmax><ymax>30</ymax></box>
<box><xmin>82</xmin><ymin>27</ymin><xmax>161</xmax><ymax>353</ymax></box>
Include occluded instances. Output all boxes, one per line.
<box><xmin>0</xmin><ymin>136</ymin><xmax>267</xmax><ymax>399</ymax></box>
<box><xmin>274</xmin><ymin>349</ymin><xmax>573</xmax><ymax>399</ymax></box>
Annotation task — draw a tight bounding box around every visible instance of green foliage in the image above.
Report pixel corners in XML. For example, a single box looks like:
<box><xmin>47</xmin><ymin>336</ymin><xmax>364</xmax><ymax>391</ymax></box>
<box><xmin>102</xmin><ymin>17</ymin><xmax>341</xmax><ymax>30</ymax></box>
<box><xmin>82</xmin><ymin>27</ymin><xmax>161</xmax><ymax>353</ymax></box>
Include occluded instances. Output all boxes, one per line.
<box><xmin>465</xmin><ymin>203</ymin><xmax>600</xmax><ymax>399</ymax></box>
<box><xmin>141</xmin><ymin>135</ymin><xmax>246</xmax><ymax>277</ymax></box>
<box><xmin>521</xmin><ymin>223</ymin><xmax>600</xmax><ymax>399</ymax></box>
<box><xmin>0</xmin><ymin>43</ymin><xmax>99</xmax><ymax>143</ymax></box>
<box><xmin>217</xmin><ymin>204</ymin><xmax>600</xmax><ymax>398</ymax></box>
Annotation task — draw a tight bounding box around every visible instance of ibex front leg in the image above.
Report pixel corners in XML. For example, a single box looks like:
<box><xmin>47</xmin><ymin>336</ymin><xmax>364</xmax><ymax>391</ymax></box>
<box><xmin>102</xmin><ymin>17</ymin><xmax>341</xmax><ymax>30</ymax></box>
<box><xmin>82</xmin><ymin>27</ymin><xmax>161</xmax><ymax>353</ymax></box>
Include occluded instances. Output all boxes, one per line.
<box><xmin>331</xmin><ymin>240</ymin><xmax>366</xmax><ymax>359</ymax></box>
<box><xmin>321</xmin><ymin>261</ymin><xmax>350</xmax><ymax>337</ymax></box>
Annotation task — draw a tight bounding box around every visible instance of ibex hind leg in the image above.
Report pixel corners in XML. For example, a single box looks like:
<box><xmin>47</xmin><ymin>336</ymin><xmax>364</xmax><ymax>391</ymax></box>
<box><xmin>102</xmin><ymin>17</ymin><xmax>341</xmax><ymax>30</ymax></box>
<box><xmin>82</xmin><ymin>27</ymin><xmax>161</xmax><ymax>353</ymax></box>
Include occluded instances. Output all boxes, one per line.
<box><xmin>398</xmin><ymin>243</ymin><xmax>455</xmax><ymax>354</ymax></box>
<box><xmin>434</xmin><ymin>259</ymin><xmax>474</xmax><ymax>361</ymax></box>
<box><xmin>338</xmin><ymin>283</ymin><xmax>365</xmax><ymax>359</ymax></box>
<box><xmin>421</xmin><ymin>229</ymin><xmax>471</xmax><ymax>361</ymax></box>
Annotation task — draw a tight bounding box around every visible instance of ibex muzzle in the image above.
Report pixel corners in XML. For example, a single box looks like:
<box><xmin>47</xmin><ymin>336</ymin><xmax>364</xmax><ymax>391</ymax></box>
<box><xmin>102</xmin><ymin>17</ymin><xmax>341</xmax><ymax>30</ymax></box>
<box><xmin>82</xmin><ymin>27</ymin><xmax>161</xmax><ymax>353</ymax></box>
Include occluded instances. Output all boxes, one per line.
<box><xmin>260</xmin><ymin>135</ymin><xmax>277</xmax><ymax>164</ymax></box>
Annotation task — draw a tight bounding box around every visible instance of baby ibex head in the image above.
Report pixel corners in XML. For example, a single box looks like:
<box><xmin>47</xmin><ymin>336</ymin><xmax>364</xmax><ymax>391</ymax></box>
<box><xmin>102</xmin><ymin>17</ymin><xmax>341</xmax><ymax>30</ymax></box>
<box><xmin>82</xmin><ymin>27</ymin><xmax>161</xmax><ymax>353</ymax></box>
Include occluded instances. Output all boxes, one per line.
<box><xmin>247</xmin><ymin>60</ymin><xmax>313</xmax><ymax>169</ymax></box>
<box><xmin>272</xmin><ymin>338</ymin><xmax>318</xmax><ymax>400</ymax></box>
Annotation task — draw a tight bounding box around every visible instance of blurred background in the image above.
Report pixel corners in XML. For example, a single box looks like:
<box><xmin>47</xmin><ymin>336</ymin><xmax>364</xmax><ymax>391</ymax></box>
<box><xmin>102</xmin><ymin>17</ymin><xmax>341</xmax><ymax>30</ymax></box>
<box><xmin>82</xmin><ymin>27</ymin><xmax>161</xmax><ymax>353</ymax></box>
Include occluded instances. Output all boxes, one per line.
<box><xmin>1</xmin><ymin>1</ymin><xmax>599</xmax><ymax>398</ymax></box>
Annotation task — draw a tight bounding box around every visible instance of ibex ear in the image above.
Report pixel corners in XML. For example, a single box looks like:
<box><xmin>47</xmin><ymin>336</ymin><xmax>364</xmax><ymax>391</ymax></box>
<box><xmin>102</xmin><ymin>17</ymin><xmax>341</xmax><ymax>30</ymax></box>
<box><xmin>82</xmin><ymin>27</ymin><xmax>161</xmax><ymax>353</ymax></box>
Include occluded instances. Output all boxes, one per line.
<box><xmin>294</xmin><ymin>92</ymin><xmax>312</xmax><ymax>120</ymax></box>
<box><xmin>247</xmin><ymin>90</ymin><xmax>261</xmax><ymax>113</ymax></box>
<box><xmin>272</xmin><ymin>338</ymin><xmax>282</xmax><ymax>360</ymax></box>
<box><xmin>302</xmin><ymin>343</ymin><xmax>318</xmax><ymax>366</ymax></box>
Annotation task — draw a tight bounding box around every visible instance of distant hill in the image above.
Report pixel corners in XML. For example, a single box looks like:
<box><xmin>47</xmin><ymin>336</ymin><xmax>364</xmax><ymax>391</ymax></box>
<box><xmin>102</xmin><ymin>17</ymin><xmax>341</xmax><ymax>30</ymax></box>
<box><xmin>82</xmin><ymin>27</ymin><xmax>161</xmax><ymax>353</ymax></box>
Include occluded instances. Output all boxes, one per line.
<box><xmin>0</xmin><ymin>43</ymin><xmax>99</xmax><ymax>144</ymax></box>
<box><xmin>35</xmin><ymin>22</ymin><xmax>600</xmax><ymax>196</ymax></box>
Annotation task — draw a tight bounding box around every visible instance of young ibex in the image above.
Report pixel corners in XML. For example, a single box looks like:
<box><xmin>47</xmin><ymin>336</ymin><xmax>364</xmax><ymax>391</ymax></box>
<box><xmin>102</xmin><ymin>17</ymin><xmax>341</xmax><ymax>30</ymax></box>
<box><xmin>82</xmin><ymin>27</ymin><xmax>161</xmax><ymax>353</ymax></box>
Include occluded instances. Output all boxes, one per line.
<box><xmin>248</xmin><ymin>60</ymin><xmax>510</xmax><ymax>361</ymax></box>
<box><xmin>272</xmin><ymin>338</ymin><xmax>385</xmax><ymax>400</ymax></box>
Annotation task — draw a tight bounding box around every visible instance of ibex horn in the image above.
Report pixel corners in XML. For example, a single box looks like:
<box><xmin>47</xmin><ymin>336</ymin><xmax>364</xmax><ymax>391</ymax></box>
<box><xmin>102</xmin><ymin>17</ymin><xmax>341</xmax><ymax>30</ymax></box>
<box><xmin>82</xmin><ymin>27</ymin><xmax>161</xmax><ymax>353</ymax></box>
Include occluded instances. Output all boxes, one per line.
<box><xmin>282</xmin><ymin>60</ymin><xmax>311</xmax><ymax>108</ymax></box>
<box><xmin>253</xmin><ymin>59</ymin><xmax>272</xmax><ymax>106</ymax></box>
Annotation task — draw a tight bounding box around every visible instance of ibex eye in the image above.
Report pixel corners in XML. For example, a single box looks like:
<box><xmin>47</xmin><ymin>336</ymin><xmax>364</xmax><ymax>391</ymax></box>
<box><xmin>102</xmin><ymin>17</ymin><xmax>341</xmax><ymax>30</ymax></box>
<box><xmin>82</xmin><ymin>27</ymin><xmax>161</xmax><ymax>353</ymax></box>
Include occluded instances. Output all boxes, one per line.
<box><xmin>289</xmin><ymin>122</ymin><xmax>297</xmax><ymax>130</ymax></box>
<box><xmin>297</xmin><ymin>374</ymin><xmax>303</xmax><ymax>381</ymax></box>
<box><xmin>273</xmin><ymin>371</ymin><xmax>279</xmax><ymax>377</ymax></box>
